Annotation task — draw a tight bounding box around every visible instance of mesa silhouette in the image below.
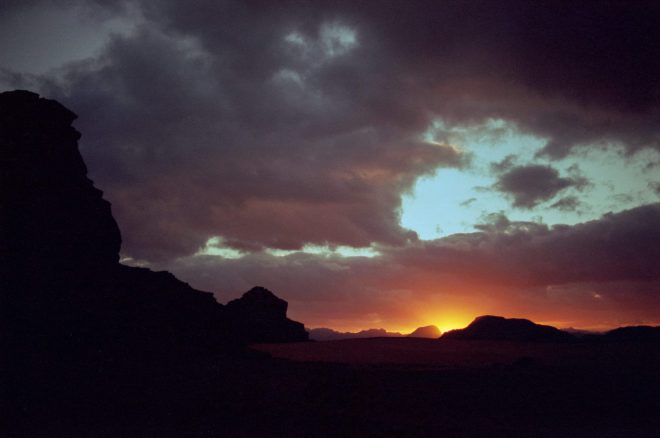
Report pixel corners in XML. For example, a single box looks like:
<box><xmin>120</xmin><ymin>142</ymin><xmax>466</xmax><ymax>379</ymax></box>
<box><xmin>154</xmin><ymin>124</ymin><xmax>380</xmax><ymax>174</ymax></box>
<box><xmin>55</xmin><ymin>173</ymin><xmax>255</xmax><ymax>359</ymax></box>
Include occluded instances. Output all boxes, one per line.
<box><xmin>441</xmin><ymin>315</ymin><xmax>575</xmax><ymax>342</ymax></box>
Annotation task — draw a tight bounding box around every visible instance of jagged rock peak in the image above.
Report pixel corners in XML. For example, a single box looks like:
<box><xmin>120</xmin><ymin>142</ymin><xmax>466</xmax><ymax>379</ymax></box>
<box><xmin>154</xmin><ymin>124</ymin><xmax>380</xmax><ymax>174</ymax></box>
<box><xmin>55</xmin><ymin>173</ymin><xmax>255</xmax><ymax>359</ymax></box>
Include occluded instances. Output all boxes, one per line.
<box><xmin>227</xmin><ymin>286</ymin><xmax>288</xmax><ymax>317</ymax></box>
<box><xmin>1</xmin><ymin>90</ymin><xmax>122</xmax><ymax>275</ymax></box>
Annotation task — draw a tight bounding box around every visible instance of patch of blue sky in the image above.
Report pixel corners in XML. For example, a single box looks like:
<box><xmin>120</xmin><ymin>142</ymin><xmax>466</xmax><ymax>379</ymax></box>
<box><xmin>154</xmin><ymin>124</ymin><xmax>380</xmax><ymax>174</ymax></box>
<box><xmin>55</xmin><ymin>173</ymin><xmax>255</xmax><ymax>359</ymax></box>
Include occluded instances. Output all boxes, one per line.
<box><xmin>401</xmin><ymin>118</ymin><xmax>660</xmax><ymax>240</ymax></box>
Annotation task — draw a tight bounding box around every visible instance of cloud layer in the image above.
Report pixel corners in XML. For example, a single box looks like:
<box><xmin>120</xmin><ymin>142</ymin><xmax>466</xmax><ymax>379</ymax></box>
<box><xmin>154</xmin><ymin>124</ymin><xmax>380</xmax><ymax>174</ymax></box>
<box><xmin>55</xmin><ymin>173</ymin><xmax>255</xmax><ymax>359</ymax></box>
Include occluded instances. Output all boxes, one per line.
<box><xmin>2</xmin><ymin>0</ymin><xmax>659</xmax><ymax>260</ymax></box>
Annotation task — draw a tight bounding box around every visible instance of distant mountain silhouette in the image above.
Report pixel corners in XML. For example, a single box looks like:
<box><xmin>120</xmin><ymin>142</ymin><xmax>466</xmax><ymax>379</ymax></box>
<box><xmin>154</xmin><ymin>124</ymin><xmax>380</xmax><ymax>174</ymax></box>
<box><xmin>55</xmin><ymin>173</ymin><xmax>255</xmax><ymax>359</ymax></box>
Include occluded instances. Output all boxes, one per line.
<box><xmin>308</xmin><ymin>325</ymin><xmax>441</xmax><ymax>340</ymax></box>
<box><xmin>226</xmin><ymin>286</ymin><xmax>308</xmax><ymax>343</ymax></box>
<box><xmin>562</xmin><ymin>327</ymin><xmax>601</xmax><ymax>338</ymax></box>
<box><xmin>442</xmin><ymin>315</ymin><xmax>575</xmax><ymax>342</ymax></box>
<box><xmin>308</xmin><ymin>327</ymin><xmax>405</xmax><ymax>341</ymax></box>
<box><xmin>407</xmin><ymin>325</ymin><xmax>441</xmax><ymax>338</ymax></box>
<box><xmin>602</xmin><ymin>325</ymin><xmax>660</xmax><ymax>342</ymax></box>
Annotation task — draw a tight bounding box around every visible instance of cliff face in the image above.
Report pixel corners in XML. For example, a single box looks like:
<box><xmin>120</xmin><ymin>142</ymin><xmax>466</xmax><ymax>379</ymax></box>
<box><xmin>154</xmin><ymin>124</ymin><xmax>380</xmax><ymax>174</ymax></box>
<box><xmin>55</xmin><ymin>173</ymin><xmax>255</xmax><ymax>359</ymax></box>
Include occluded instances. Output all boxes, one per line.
<box><xmin>1</xmin><ymin>90</ymin><xmax>305</xmax><ymax>352</ymax></box>
<box><xmin>0</xmin><ymin>91</ymin><xmax>309</xmax><ymax>436</ymax></box>
<box><xmin>1</xmin><ymin>90</ymin><xmax>121</xmax><ymax>280</ymax></box>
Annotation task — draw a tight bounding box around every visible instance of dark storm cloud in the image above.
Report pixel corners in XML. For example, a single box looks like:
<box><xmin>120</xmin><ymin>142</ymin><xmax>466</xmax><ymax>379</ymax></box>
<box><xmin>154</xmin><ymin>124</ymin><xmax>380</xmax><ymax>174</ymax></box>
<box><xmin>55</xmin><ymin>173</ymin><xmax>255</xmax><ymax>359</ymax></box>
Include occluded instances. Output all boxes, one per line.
<box><xmin>494</xmin><ymin>164</ymin><xmax>588</xmax><ymax>208</ymax></box>
<box><xmin>551</xmin><ymin>196</ymin><xmax>581</xmax><ymax>212</ymax></box>
<box><xmin>2</xmin><ymin>0</ymin><xmax>659</xmax><ymax>261</ymax></box>
<box><xmin>30</xmin><ymin>21</ymin><xmax>464</xmax><ymax>260</ymax></box>
<box><xmin>322</xmin><ymin>0</ymin><xmax>660</xmax><ymax>158</ymax></box>
<box><xmin>490</xmin><ymin>155</ymin><xmax>517</xmax><ymax>174</ymax></box>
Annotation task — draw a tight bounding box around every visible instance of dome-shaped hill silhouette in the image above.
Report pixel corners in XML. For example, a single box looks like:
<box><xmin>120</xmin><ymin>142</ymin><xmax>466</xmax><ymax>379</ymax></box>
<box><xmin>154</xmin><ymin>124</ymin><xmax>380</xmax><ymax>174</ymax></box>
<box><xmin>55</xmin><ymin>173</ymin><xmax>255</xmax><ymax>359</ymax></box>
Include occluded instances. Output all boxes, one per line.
<box><xmin>441</xmin><ymin>315</ymin><xmax>574</xmax><ymax>342</ymax></box>
<box><xmin>226</xmin><ymin>286</ymin><xmax>308</xmax><ymax>343</ymax></box>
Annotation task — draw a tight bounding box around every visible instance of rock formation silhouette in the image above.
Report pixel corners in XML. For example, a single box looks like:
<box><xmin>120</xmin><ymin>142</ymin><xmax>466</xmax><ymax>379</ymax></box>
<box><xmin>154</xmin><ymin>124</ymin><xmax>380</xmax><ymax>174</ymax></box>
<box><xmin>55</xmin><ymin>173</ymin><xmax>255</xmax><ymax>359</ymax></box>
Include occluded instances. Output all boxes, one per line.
<box><xmin>441</xmin><ymin>315</ymin><xmax>574</xmax><ymax>342</ymax></box>
<box><xmin>226</xmin><ymin>286</ymin><xmax>308</xmax><ymax>343</ymax></box>
<box><xmin>1</xmin><ymin>90</ymin><xmax>310</xmax><ymax>435</ymax></box>
<box><xmin>0</xmin><ymin>91</ymin><xmax>306</xmax><ymax>436</ymax></box>
<box><xmin>1</xmin><ymin>89</ymin><xmax>306</xmax><ymax>349</ymax></box>
<box><xmin>1</xmin><ymin>90</ymin><xmax>121</xmax><ymax>278</ymax></box>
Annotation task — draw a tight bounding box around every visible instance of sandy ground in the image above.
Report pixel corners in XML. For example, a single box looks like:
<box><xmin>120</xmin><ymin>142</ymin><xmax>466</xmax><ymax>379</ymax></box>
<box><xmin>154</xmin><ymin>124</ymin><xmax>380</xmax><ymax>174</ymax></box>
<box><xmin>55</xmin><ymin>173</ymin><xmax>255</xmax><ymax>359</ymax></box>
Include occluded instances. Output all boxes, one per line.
<box><xmin>253</xmin><ymin>337</ymin><xmax>659</xmax><ymax>369</ymax></box>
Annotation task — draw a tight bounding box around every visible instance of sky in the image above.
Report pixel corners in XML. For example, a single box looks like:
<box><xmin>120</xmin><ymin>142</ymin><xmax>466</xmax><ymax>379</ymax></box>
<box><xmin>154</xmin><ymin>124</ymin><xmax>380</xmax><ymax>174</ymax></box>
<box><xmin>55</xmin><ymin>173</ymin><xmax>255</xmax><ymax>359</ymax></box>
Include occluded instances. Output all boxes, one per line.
<box><xmin>2</xmin><ymin>0</ymin><xmax>659</xmax><ymax>332</ymax></box>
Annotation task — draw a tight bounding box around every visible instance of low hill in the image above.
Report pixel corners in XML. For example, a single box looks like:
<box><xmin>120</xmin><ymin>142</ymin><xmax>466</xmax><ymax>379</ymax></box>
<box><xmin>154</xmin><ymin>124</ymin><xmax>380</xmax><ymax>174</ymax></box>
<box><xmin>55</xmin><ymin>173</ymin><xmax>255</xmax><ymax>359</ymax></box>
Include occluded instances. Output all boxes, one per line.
<box><xmin>441</xmin><ymin>315</ymin><xmax>574</xmax><ymax>342</ymax></box>
<box><xmin>226</xmin><ymin>286</ymin><xmax>309</xmax><ymax>343</ymax></box>
<box><xmin>603</xmin><ymin>325</ymin><xmax>660</xmax><ymax>342</ymax></box>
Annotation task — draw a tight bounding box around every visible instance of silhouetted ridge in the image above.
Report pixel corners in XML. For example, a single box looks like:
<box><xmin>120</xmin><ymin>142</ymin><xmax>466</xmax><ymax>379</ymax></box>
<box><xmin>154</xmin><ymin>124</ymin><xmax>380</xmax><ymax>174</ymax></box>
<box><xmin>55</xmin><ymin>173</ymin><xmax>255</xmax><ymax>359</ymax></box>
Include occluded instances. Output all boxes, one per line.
<box><xmin>308</xmin><ymin>327</ymin><xmax>404</xmax><ymax>341</ymax></box>
<box><xmin>226</xmin><ymin>286</ymin><xmax>309</xmax><ymax>343</ymax></box>
<box><xmin>308</xmin><ymin>325</ymin><xmax>440</xmax><ymax>341</ymax></box>
<box><xmin>442</xmin><ymin>315</ymin><xmax>574</xmax><ymax>342</ymax></box>
<box><xmin>603</xmin><ymin>325</ymin><xmax>660</xmax><ymax>342</ymax></box>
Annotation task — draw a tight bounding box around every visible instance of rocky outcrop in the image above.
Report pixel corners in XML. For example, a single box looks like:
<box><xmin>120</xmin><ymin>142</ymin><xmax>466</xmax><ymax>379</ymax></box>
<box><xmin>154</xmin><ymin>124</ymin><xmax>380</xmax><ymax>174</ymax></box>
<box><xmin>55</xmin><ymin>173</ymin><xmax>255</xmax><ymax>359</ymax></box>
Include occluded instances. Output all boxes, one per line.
<box><xmin>407</xmin><ymin>325</ymin><xmax>441</xmax><ymax>338</ymax></box>
<box><xmin>1</xmin><ymin>90</ymin><xmax>121</xmax><ymax>281</ymax></box>
<box><xmin>1</xmin><ymin>90</ymin><xmax>306</xmax><ymax>351</ymax></box>
<box><xmin>441</xmin><ymin>315</ymin><xmax>574</xmax><ymax>342</ymax></box>
<box><xmin>226</xmin><ymin>287</ymin><xmax>309</xmax><ymax>343</ymax></box>
<box><xmin>0</xmin><ymin>90</ymin><xmax>238</xmax><ymax>360</ymax></box>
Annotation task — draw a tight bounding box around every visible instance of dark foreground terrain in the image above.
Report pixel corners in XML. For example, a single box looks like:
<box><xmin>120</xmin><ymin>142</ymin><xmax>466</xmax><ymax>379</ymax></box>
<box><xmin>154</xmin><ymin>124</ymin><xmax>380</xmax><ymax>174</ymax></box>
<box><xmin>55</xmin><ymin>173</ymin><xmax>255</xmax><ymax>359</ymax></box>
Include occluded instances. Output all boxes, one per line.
<box><xmin>11</xmin><ymin>337</ymin><xmax>660</xmax><ymax>437</ymax></box>
<box><xmin>251</xmin><ymin>338</ymin><xmax>660</xmax><ymax>436</ymax></box>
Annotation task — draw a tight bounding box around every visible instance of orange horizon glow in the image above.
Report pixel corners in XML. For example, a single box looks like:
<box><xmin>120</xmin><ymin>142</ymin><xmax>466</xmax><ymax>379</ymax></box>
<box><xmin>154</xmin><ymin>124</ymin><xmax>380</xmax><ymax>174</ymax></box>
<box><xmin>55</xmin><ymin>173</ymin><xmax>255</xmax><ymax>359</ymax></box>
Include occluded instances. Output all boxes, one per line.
<box><xmin>300</xmin><ymin>311</ymin><xmax>660</xmax><ymax>335</ymax></box>
<box><xmin>288</xmin><ymin>282</ymin><xmax>660</xmax><ymax>336</ymax></box>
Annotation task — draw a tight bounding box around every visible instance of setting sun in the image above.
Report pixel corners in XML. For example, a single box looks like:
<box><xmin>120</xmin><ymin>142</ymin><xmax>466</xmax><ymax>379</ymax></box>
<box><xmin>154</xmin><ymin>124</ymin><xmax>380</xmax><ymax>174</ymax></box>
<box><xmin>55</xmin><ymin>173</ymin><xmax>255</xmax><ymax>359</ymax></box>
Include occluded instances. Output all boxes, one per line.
<box><xmin>430</xmin><ymin>314</ymin><xmax>474</xmax><ymax>334</ymax></box>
